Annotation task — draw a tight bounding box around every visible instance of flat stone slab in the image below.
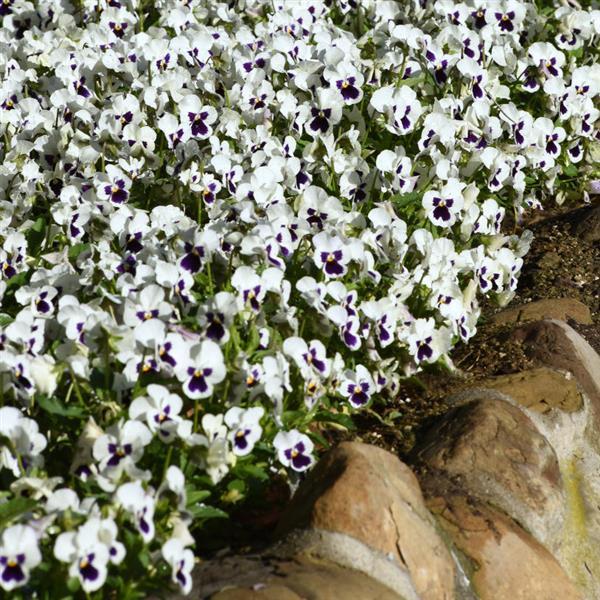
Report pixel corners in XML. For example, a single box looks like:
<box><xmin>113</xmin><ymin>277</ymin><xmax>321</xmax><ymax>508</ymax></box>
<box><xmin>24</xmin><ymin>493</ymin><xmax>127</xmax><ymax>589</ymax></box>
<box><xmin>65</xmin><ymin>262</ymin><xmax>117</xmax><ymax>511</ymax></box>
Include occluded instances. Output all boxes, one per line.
<box><xmin>210</xmin><ymin>555</ymin><xmax>405</xmax><ymax>600</ymax></box>
<box><xmin>512</xmin><ymin>320</ymin><xmax>600</xmax><ymax>432</ymax></box>
<box><xmin>491</xmin><ymin>298</ymin><xmax>592</xmax><ymax>326</ymax></box>
<box><xmin>462</xmin><ymin>367</ymin><xmax>582</xmax><ymax>413</ymax></box>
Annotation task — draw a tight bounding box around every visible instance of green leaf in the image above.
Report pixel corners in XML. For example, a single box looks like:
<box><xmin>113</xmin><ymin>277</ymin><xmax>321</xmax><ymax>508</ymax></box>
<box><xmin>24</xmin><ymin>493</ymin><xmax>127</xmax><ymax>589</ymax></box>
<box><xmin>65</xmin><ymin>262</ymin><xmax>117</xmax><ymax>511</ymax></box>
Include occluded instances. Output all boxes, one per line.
<box><xmin>27</xmin><ymin>217</ymin><xmax>47</xmax><ymax>250</ymax></box>
<box><xmin>315</xmin><ymin>410</ymin><xmax>356</xmax><ymax>431</ymax></box>
<box><xmin>0</xmin><ymin>313</ymin><xmax>13</xmax><ymax>326</ymax></box>
<box><xmin>68</xmin><ymin>242</ymin><xmax>91</xmax><ymax>260</ymax></box>
<box><xmin>188</xmin><ymin>504</ymin><xmax>229</xmax><ymax>520</ymax></box>
<box><xmin>32</xmin><ymin>217</ymin><xmax>45</xmax><ymax>232</ymax></box>
<box><xmin>186</xmin><ymin>489</ymin><xmax>211</xmax><ymax>506</ymax></box>
<box><xmin>562</xmin><ymin>164</ymin><xmax>578</xmax><ymax>178</ymax></box>
<box><xmin>234</xmin><ymin>463</ymin><xmax>269</xmax><ymax>482</ymax></box>
<box><xmin>37</xmin><ymin>396</ymin><xmax>86</xmax><ymax>419</ymax></box>
<box><xmin>307</xmin><ymin>430</ymin><xmax>330</xmax><ymax>449</ymax></box>
<box><xmin>5</xmin><ymin>271</ymin><xmax>29</xmax><ymax>290</ymax></box>
<box><xmin>0</xmin><ymin>497</ymin><xmax>37</xmax><ymax>528</ymax></box>
<box><xmin>389</xmin><ymin>191</ymin><xmax>422</xmax><ymax>208</ymax></box>
<box><xmin>138</xmin><ymin>549</ymin><xmax>150</xmax><ymax>569</ymax></box>
<box><xmin>227</xmin><ymin>479</ymin><xmax>246</xmax><ymax>493</ymax></box>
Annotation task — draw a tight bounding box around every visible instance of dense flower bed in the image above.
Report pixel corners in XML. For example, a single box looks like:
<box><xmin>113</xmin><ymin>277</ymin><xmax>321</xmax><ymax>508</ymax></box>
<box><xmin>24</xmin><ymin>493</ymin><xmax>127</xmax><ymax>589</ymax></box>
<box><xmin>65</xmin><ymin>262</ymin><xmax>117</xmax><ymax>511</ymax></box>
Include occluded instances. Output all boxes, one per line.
<box><xmin>0</xmin><ymin>0</ymin><xmax>598</xmax><ymax>596</ymax></box>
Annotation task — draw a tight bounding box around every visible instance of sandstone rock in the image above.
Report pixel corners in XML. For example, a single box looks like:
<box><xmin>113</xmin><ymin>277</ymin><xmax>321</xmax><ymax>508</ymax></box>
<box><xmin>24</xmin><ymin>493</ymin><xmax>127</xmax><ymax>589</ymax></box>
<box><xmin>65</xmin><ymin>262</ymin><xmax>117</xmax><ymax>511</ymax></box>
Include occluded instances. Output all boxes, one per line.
<box><xmin>210</xmin><ymin>556</ymin><xmax>404</xmax><ymax>600</ymax></box>
<box><xmin>512</xmin><ymin>320</ymin><xmax>600</xmax><ymax>410</ymax></box>
<box><xmin>212</xmin><ymin>584</ymin><xmax>302</xmax><ymax>600</ymax></box>
<box><xmin>276</xmin><ymin>442</ymin><xmax>455</xmax><ymax>600</ymax></box>
<box><xmin>412</xmin><ymin>398</ymin><xmax>564</xmax><ymax>548</ymax></box>
<box><xmin>491</xmin><ymin>298</ymin><xmax>592</xmax><ymax>326</ymax></box>
<box><xmin>462</xmin><ymin>367</ymin><xmax>582</xmax><ymax>413</ymax></box>
<box><xmin>427</xmin><ymin>493</ymin><xmax>581</xmax><ymax>600</ymax></box>
<box><xmin>573</xmin><ymin>203</ymin><xmax>600</xmax><ymax>243</ymax></box>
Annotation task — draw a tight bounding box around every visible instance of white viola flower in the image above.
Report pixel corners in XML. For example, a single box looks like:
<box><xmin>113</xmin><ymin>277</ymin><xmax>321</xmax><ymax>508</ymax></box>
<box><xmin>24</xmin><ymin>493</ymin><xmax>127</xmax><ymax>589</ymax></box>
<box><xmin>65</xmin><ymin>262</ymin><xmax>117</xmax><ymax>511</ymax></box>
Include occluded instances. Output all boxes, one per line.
<box><xmin>430</xmin><ymin>284</ymin><xmax>465</xmax><ymax>321</ymax></box>
<box><xmin>180</xmin><ymin>94</ymin><xmax>217</xmax><ymax>140</ymax></box>
<box><xmin>0</xmin><ymin>524</ymin><xmax>41</xmax><ymax>592</ymax></box>
<box><xmin>92</xmin><ymin>419</ymin><xmax>152</xmax><ymax>481</ymax></box>
<box><xmin>162</xmin><ymin>538</ymin><xmax>194</xmax><ymax>596</ymax></box>
<box><xmin>491</xmin><ymin>2</ymin><xmax>526</xmax><ymax>34</ymax></box>
<box><xmin>273</xmin><ymin>429</ymin><xmax>314</xmax><ymax>472</ymax></box>
<box><xmin>532</xmin><ymin>117</ymin><xmax>566</xmax><ymax>158</ymax></box>
<box><xmin>97</xmin><ymin>519</ymin><xmax>126</xmax><ymax>566</ymax></box>
<box><xmin>305</xmin><ymin>88</ymin><xmax>343</xmax><ymax>137</ymax></box>
<box><xmin>528</xmin><ymin>42</ymin><xmax>565</xmax><ymax>79</ymax></box>
<box><xmin>0</xmin><ymin>407</ymin><xmax>47</xmax><ymax>476</ymax></box>
<box><xmin>313</xmin><ymin>232</ymin><xmax>350</xmax><ymax>278</ymax></box>
<box><xmin>283</xmin><ymin>336</ymin><xmax>330</xmax><ymax>377</ymax></box>
<box><xmin>360</xmin><ymin>298</ymin><xmax>399</xmax><ymax>347</ymax></box>
<box><xmin>15</xmin><ymin>285</ymin><xmax>58</xmax><ymax>318</ymax></box>
<box><xmin>123</xmin><ymin>284</ymin><xmax>172</xmax><ymax>345</ymax></box>
<box><xmin>45</xmin><ymin>488</ymin><xmax>81</xmax><ymax>514</ymax></box>
<box><xmin>225</xmin><ymin>406</ymin><xmax>264</xmax><ymax>456</ymax></box>
<box><xmin>424</xmin><ymin>44</ymin><xmax>456</xmax><ymax>85</ymax></box>
<box><xmin>475</xmin><ymin>257</ymin><xmax>503</xmax><ymax>293</ymax></box>
<box><xmin>405</xmin><ymin>318</ymin><xmax>450</xmax><ymax>364</ymax></box>
<box><xmin>158</xmin><ymin>112</ymin><xmax>185</xmax><ymax>149</ymax></box>
<box><xmin>370</xmin><ymin>85</ymin><xmax>423</xmax><ymax>135</ymax></box>
<box><xmin>96</xmin><ymin>164</ymin><xmax>132</xmax><ymax>205</ymax></box>
<box><xmin>122</xmin><ymin>122</ymin><xmax>157</xmax><ymax>155</ymax></box>
<box><xmin>231</xmin><ymin>266</ymin><xmax>266</xmax><ymax>313</ymax></box>
<box><xmin>201</xmin><ymin>413</ymin><xmax>232</xmax><ymax>484</ymax></box>
<box><xmin>323</xmin><ymin>50</ymin><xmax>364</xmax><ymax>105</ymax></box>
<box><xmin>29</xmin><ymin>355</ymin><xmax>58</xmax><ymax>396</ymax></box>
<box><xmin>456</xmin><ymin>57</ymin><xmax>488</xmax><ymax>100</ymax></box>
<box><xmin>198</xmin><ymin>291</ymin><xmax>237</xmax><ymax>344</ymax></box>
<box><xmin>339</xmin><ymin>365</ymin><xmax>375</xmax><ymax>409</ymax></box>
<box><xmin>156</xmin><ymin>332</ymin><xmax>192</xmax><ymax>375</ymax></box>
<box><xmin>129</xmin><ymin>384</ymin><xmax>183</xmax><ymax>443</ymax></box>
<box><xmin>179</xmin><ymin>228</ymin><xmax>219</xmax><ymax>275</ymax></box>
<box><xmin>177</xmin><ymin>340</ymin><xmax>226</xmax><ymax>399</ymax></box>
<box><xmin>375</xmin><ymin>149</ymin><xmax>418</xmax><ymax>194</ymax></box>
<box><xmin>422</xmin><ymin>179</ymin><xmax>465</xmax><ymax>228</ymax></box>
<box><xmin>262</xmin><ymin>353</ymin><xmax>291</xmax><ymax>415</ymax></box>
<box><xmin>298</xmin><ymin>186</ymin><xmax>345</xmax><ymax>231</ymax></box>
<box><xmin>296</xmin><ymin>276</ymin><xmax>328</xmax><ymax>314</ymax></box>
<box><xmin>473</xmin><ymin>199</ymin><xmax>505</xmax><ymax>235</ymax></box>
<box><xmin>54</xmin><ymin>519</ymin><xmax>111</xmax><ymax>593</ymax></box>
<box><xmin>115</xmin><ymin>481</ymin><xmax>156</xmax><ymax>543</ymax></box>
<box><xmin>159</xmin><ymin>465</ymin><xmax>187</xmax><ymax>510</ymax></box>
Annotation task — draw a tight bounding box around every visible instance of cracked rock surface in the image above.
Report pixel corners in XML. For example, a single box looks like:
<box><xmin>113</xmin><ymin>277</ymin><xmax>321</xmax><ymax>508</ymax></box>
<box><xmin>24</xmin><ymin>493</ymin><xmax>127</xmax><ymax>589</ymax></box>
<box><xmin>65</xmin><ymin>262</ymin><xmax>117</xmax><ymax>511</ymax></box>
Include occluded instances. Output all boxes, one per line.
<box><xmin>275</xmin><ymin>441</ymin><xmax>455</xmax><ymax>600</ymax></box>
